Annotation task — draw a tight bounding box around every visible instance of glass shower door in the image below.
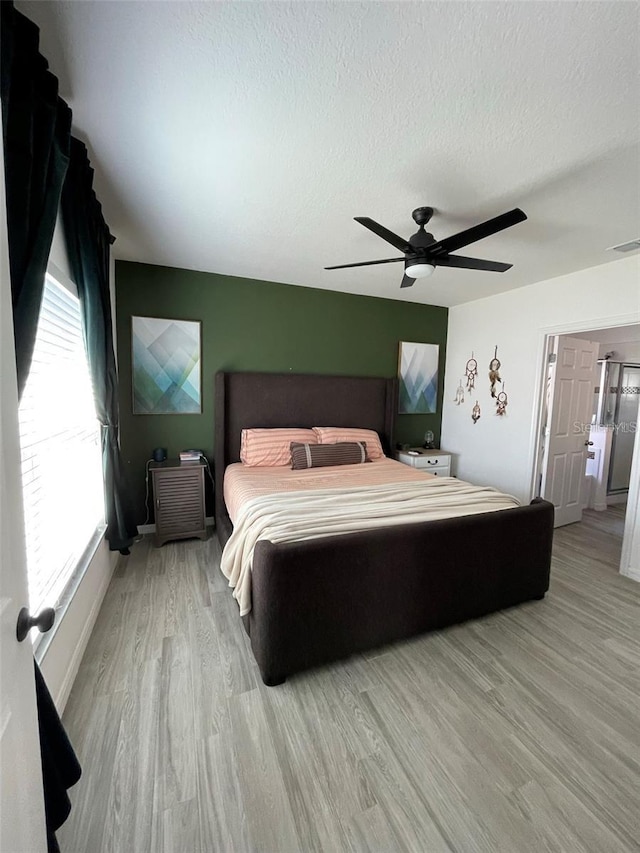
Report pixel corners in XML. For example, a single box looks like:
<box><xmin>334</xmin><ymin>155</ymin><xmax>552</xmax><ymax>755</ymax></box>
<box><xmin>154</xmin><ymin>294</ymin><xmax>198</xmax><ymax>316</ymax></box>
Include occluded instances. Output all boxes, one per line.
<box><xmin>608</xmin><ymin>364</ymin><xmax>640</xmax><ymax>493</ymax></box>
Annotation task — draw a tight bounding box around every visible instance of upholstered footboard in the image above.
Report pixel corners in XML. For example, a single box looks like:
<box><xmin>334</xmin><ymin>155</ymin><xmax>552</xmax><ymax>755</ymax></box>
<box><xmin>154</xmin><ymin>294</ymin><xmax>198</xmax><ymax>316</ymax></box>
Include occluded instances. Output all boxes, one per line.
<box><xmin>244</xmin><ymin>498</ymin><xmax>554</xmax><ymax>685</ymax></box>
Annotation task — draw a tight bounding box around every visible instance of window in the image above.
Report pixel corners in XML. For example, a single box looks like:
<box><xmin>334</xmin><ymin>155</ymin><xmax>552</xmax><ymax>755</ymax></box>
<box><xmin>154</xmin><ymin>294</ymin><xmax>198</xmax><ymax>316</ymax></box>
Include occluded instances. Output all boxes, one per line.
<box><xmin>18</xmin><ymin>273</ymin><xmax>104</xmax><ymax>616</ymax></box>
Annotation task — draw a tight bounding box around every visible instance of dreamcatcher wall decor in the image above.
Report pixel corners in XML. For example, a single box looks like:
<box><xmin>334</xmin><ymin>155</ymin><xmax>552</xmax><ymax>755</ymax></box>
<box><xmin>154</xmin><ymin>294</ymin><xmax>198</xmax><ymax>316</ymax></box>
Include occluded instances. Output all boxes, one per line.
<box><xmin>488</xmin><ymin>346</ymin><xmax>501</xmax><ymax>398</ymax></box>
<box><xmin>496</xmin><ymin>383</ymin><xmax>508</xmax><ymax>416</ymax></box>
<box><xmin>465</xmin><ymin>352</ymin><xmax>478</xmax><ymax>391</ymax></box>
<box><xmin>457</xmin><ymin>347</ymin><xmax>510</xmax><ymax>422</ymax></box>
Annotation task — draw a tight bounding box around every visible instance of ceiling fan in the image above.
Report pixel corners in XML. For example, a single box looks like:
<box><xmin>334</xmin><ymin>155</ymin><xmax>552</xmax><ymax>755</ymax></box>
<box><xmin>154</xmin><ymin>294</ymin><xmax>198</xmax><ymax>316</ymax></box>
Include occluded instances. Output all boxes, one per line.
<box><xmin>325</xmin><ymin>206</ymin><xmax>527</xmax><ymax>288</ymax></box>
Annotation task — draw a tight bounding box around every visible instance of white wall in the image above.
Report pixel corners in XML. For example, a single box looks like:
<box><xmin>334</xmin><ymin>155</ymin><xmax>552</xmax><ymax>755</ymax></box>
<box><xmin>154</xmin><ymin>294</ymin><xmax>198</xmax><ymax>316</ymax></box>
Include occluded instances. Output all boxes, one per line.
<box><xmin>621</xmin><ymin>428</ymin><xmax>640</xmax><ymax>582</ymax></box>
<box><xmin>598</xmin><ymin>340</ymin><xmax>640</xmax><ymax>362</ymax></box>
<box><xmin>566</xmin><ymin>324</ymin><xmax>640</xmax><ymax>362</ymax></box>
<box><xmin>441</xmin><ymin>254</ymin><xmax>640</xmax><ymax>577</ymax></box>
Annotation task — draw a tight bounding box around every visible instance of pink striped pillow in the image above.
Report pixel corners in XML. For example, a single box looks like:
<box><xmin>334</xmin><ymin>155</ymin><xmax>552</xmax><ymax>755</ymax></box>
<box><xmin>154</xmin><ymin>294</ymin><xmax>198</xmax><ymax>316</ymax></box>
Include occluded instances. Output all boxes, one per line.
<box><xmin>312</xmin><ymin>427</ymin><xmax>385</xmax><ymax>460</ymax></box>
<box><xmin>240</xmin><ymin>428</ymin><xmax>318</xmax><ymax>467</ymax></box>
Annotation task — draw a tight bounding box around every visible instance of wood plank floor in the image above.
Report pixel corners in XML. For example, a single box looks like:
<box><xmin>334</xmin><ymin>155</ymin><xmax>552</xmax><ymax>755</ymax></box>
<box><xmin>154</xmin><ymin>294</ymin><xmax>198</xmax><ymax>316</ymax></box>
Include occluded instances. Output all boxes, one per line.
<box><xmin>58</xmin><ymin>506</ymin><xmax>640</xmax><ymax>852</ymax></box>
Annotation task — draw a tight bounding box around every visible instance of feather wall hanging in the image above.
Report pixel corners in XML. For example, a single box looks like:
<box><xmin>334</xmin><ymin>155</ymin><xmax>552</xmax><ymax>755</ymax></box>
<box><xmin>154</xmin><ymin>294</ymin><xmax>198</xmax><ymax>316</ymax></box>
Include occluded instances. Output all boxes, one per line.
<box><xmin>496</xmin><ymin>384</ymin><xmax>508</xmax><ymax>416</ymax></box>
<box><xmin>465</xmin><ymin>353</ymin><xmax>478</xmax><ymax>391</ymax></box>
<box><xmin>489</xmin><ymin>346</ymin><xmax>501</xmax><ymax>398</ymax></box>
<box><xmin>472</xmin><ymin>400</ymin><xmax>481</xmax><ymax>424</ymax></box>
<box><xmin>453</xmin><ymin>379</ymin><xmax>465</xmax><ymax>405</ymax></box>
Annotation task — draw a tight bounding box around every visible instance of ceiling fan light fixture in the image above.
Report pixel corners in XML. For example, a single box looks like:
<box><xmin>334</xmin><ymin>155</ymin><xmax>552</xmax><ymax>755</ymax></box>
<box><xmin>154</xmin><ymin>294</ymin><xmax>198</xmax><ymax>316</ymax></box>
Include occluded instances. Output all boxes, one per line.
<box><xmin>326</xmin><ymin>206</ymin><xmax>525</xmax><ymax>287</ymax></box>
<box><xmin>404</xmin><ymin>261</ymin><xmax>435</xmax><ymax>279</ymax></box>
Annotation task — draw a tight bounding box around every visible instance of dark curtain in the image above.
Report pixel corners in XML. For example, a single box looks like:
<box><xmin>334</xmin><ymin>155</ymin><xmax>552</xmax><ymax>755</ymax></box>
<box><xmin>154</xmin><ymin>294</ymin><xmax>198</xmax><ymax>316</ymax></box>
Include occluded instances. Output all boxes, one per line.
<box><xmin>35</xmin><ymin>662</ymin><xmax>82</xmax><ymax>853</ymax></box>
<box><xmin>2</xmin><ymin>6</ymin><xmax>81</xmax><ymax>852</ymax></box>
<box><xmin>1</xmin><ymin>1</ymin><xmax>71</xmax><ymax>398</ymax></box>
<box><xmin>61</xmin><ymin>138</ymin><xmax>137</xmax><ymax>552</ymax></box>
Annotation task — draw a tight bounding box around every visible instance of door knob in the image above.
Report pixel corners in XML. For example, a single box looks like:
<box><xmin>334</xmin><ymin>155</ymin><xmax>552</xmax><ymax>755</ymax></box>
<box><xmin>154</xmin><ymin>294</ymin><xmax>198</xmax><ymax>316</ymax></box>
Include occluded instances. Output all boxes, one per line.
<box><xmin>584</xmin><ymin>441</ymin><xmax>594</xmax><ymax>446</ymax></box>
<box><xmin>16</xmin><ymin>606</ymin><xmax>55</xmax><ymax>642</ymax></box>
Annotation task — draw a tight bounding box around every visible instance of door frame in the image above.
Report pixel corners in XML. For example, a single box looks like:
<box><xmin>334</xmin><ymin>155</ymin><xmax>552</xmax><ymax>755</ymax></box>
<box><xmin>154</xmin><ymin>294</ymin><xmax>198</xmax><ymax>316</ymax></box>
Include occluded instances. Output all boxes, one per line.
<box><xmin>528</xmin><ymin>313</ymin><xmax>640</xmax><ymax>581</ymax></box>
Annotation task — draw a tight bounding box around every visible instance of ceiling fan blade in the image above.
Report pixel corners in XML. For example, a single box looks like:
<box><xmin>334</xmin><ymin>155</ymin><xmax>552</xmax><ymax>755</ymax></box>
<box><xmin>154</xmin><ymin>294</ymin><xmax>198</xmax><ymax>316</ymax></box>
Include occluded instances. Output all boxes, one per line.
<box><xmin>400</xmin><ymin>274</ymin><xmax>415</xmax><ymax>288</ymax></box>
<box><xmin>428</xmin><ymin>208</ymin><xmax>526</xmax><ymax>256</ymax></box>
<box><xmin>433</xmin><ymin>254</ymin><xmax>513</xmax><ymax>272</ymax></box>
<box><xmin>325</xmin><ymin>257</ymin><xmax>405</xmax><ymax>270</ymax></box>
<box><xmin>354</xmin><ymin>217</ymin><xmax>412</xmax><ymax>253</ymax></box>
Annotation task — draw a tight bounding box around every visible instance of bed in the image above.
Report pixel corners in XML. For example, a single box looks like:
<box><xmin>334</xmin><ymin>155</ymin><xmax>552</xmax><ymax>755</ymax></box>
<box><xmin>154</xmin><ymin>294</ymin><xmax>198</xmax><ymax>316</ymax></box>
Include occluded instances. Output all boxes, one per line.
<box><xmin>215</xmin><ymin>371</ymin><xmax>554</xmax><ymax>685</ymax></box>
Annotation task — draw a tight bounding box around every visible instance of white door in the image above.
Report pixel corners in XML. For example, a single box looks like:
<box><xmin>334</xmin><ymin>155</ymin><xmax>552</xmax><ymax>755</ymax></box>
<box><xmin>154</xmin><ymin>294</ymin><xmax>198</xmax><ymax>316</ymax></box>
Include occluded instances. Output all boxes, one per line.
<box><xmin>541</xmin><ymin>335</ymin><xmax>599</xmax><ymax>527</ymax></box>
<box><xmin>0</xmin><ymin>144</ymin><xmax>47</xmax><ymax>850</ymax></box>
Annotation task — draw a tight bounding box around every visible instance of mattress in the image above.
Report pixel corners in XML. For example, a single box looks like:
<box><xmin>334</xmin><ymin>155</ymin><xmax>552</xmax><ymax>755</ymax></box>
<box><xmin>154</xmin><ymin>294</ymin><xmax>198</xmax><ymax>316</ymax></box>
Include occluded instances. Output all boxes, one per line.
<box><xmin>223</xmin><ymin>457</ymin><xmax>434</xmax><ymax>524</ymax></box>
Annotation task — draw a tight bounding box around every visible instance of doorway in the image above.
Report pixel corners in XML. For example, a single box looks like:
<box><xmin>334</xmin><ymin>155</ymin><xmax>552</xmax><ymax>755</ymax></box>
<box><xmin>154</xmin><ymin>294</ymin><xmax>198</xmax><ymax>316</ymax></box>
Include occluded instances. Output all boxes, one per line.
<box><xmin>533</xmin><ymin>323</ymin><xmax>640</xmax><ymax>577</ymax></box>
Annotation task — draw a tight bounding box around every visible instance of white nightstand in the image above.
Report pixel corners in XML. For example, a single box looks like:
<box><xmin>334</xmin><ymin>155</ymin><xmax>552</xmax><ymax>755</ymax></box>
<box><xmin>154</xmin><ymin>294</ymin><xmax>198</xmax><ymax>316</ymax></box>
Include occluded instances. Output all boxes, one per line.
<box><xmin>395</xmin><ymin>448</ymin><xmax>452</xmax><ymax>477</ymax></box>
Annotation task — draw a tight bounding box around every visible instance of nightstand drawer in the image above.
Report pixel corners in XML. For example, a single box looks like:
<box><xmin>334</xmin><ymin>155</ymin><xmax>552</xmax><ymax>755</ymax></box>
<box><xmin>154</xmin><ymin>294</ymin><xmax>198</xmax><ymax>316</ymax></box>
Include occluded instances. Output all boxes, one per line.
<box><xmin>395</xmin><ymin>450</ymin><xmax>452</xmax><ymax>477</ymax></box>
<box><xmin>420</xmin><ymin>456</ymin><xmax>446</xmax><ymax>469</ymax></box>
<box><xmin>423</xmin><ymin>463</ymin><xmax>450</xmax><ymax>477</ymax></box>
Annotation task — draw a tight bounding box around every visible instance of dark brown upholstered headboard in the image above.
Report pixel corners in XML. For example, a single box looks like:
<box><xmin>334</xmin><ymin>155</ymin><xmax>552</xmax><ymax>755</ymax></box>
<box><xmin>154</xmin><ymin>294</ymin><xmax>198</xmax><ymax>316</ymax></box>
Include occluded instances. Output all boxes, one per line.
<box><xmin>214</xmin><ymin>371</ymin><xmax>397</xmax><ymax>543</ymax></box>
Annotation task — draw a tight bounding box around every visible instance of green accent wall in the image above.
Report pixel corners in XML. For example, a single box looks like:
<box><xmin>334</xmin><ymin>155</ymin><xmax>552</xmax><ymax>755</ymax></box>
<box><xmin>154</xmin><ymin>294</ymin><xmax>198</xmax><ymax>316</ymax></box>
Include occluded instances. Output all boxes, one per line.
<box><xmin>115</xmin><ymin>261</ymin><xmax>448</xmax><ymax>522</ymax></box>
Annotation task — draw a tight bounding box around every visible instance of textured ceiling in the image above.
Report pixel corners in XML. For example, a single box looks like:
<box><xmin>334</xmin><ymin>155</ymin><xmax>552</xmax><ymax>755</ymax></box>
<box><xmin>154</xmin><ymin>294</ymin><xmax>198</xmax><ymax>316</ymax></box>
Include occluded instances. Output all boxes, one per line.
<box><xmin>18</xmin><ymin>0</ymin><xmax>640</xmax><ymax>307</ymax></box>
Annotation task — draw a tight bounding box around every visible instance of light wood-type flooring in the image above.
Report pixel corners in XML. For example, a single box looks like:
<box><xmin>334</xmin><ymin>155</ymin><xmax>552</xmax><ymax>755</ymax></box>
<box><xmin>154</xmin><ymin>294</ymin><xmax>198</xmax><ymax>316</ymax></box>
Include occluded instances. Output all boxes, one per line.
<box><xmin>58</xmin><ymin>505</ymin><xmax>639</xmax><ymax>852</ymax></box>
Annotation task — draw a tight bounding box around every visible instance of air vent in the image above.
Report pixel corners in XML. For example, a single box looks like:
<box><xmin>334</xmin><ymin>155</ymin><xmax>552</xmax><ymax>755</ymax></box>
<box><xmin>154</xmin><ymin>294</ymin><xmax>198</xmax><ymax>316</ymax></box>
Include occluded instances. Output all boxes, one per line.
<box><xmin>607</xmin><ymin>238</ymin><xmax>640</xmax><ymax>253</ymax></box>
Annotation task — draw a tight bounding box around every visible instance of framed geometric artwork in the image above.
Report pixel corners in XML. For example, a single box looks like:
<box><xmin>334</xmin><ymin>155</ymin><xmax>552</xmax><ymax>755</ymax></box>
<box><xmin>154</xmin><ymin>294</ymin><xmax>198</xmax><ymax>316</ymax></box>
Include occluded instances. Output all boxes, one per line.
<box><xmin>131</xmin><ymin>316</ymin><xmax>201</xmax><ymax>414</ymax></box>
<box><xmin>398</xmin><ymin>341</ymin><xmax>439</xmax><ymax>414</ymax></box>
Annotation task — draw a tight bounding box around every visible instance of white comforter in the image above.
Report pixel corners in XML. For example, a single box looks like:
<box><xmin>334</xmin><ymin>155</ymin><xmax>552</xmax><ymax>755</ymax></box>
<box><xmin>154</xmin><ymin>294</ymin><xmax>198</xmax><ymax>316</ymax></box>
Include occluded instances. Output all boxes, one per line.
<box><xmin>220</xmin><ymin>477</ymin><xmax>519</xmax><ymax>616</ymax></box>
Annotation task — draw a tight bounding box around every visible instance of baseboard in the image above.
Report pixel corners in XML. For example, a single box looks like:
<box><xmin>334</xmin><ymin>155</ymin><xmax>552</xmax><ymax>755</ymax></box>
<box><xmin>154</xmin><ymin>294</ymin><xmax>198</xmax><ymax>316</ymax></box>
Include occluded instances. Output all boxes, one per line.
<box><xmin>607</xmin><ymin>493</ymin><xmax>628</xmax><ymax>506</ymax></box>
<box><xmin>137</xmin><ymin>516</ymin><xmax>215</xmax><ymax>536</ymax></box>
<box><xmin>620</xmin><ymin>565</ymin><xmax>640</xmax><ymax>583</ymax></box>
<box><xmin>54</xmin><ymin>549</ymin><xmax>120</xmax><ymax>712</ymax></box>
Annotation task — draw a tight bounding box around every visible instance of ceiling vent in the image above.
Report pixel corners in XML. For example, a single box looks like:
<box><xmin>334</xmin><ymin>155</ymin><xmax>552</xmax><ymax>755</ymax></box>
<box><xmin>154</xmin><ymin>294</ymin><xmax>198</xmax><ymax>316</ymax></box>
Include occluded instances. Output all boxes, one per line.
<box><xmin>606</xmin><ymin>238</ymin><xmax>640</xmax><ymax>253</ymax></box>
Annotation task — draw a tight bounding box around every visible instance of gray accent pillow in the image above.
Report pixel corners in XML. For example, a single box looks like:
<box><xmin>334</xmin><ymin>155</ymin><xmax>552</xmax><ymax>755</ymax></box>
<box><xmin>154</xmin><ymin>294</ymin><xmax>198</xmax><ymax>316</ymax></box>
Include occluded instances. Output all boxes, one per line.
<box><xmin>290</xmin><ymin>441</ymin><xmax>370</xmax><ymax>470</ymax></box>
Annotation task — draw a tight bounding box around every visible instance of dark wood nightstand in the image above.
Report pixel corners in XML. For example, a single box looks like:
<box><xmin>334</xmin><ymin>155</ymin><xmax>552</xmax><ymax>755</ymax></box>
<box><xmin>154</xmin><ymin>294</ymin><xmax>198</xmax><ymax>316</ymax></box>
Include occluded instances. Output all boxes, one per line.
<box><xmin>150</xmin><ymin>459</ymin><xmax>208</xmax><ymax>546</ymax></box>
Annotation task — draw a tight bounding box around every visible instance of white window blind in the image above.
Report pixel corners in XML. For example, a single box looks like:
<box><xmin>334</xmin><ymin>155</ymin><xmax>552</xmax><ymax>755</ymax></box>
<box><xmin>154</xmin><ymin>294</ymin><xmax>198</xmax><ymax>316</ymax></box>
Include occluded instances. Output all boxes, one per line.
<box><xmin>18</xmin><ymin>274</ymin><xmax>104</xmax><ymax>616</ymax></box>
